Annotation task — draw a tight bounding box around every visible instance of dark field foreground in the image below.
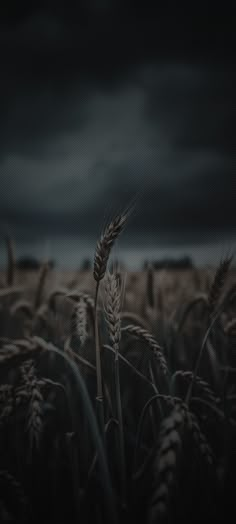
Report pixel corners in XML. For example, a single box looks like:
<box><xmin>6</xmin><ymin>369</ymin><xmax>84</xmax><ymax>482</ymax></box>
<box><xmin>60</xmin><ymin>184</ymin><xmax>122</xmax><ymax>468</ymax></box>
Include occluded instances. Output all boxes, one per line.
<box><xmin>0</xmin><ymin>259</ymin><xmax>236</xmax><ymax>523</ymax></box>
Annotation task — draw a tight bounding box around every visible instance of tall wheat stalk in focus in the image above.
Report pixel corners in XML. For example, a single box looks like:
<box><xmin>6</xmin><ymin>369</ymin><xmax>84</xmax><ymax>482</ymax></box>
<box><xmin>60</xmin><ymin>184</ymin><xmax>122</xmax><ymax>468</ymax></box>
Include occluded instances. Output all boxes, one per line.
<box><xmin>104</xmin><ymin>270</ymin><xmax>126</xmax><ymax>507</ymax></box>
<box><xmin>93</xmin><ymin>204</ymin><xmax>134</xmax><ymax>434</ymax></box>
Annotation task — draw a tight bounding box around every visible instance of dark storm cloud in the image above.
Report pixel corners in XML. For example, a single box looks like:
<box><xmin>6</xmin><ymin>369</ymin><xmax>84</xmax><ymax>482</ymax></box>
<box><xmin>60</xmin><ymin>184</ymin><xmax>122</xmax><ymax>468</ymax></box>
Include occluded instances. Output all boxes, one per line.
<box><xmin>0</xmin><ymin>2</ymin><xmax>235</xmax><ymax>246</ymax></box>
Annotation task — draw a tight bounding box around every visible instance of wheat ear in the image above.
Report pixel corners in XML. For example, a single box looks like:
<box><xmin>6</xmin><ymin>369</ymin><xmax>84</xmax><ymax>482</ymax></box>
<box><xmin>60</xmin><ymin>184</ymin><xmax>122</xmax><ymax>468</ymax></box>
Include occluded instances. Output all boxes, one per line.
<box><xmin>104</xmin><ymin>271</ymin><xmax>121</xmax><ymax>352</ymax></box>
<box><xmin>122</xmin><ymin>324</ymin><xmax>168</xmax><ymax>375</ymax></box>
<box><xmin>20</xmin><ymin>359</ymin><xmax>43</xmax><ymax>451</ymax></box>
<box><xmin>172</xmin><ymin>370</ymin><xmax>219</xmax><ymax>405</ymax></box>
<box><xmin>104</xmin><ymin>270</ymin><xmax>126</xmax><ymax>506</ymax></box>
<box><xmin>208</xmin><ymin>255</ymin><xmax>233</xmax><ymax>317</ymax></box>
<box><xmin>93</xmin><ymin>205</ymin><xmax>134</xmax><ymax>435</ymax></box>
<box><xmin>147</xmin><ymin>405</ymin><xmax>188</xmax><ymax>522</ymax></box>
<box><xmin>0</xmin><ymin>339</ymin><xmax>40</xmax><ymax>365</ymax></box>
<box><xmin>75</xmin><ymin>298</ymin><xmax>88</xmax><ymax>346</ymax></box>
<box><xmin>93</xmin><ymin>205</ymin><xmax>133</xmax><ymax>282</ymax></box>
<box><xmin>187</xmin><ymin>411</ymin><xmax>214</xmax><ymax>466</ymax></box>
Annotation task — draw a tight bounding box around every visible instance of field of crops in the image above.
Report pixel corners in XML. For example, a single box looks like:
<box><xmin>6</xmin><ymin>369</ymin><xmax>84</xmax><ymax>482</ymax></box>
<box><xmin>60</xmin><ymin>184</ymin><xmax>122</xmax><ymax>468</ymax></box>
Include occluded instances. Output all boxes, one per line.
<box><xmin>0</xmin><ymin>213</ymin><xmax>236</xmax><ymax>523</ymax></box>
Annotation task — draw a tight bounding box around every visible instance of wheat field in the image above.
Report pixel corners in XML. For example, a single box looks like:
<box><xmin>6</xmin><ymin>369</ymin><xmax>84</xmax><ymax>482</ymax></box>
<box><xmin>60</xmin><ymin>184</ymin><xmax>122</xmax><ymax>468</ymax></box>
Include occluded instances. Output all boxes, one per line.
<box><xmin>0</xmin><ymin>217</ymin><xmax>236</xmax><ymax>523</ymax></box>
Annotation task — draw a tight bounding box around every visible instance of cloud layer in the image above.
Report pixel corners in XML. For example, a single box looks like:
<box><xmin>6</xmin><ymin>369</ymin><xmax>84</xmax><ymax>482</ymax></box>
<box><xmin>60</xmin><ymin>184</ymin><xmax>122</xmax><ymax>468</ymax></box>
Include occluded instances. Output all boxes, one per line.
<box><xmin>0</xmin><ymin>4</ymin><xmax>234</xmax><ymax>250</ymax></box>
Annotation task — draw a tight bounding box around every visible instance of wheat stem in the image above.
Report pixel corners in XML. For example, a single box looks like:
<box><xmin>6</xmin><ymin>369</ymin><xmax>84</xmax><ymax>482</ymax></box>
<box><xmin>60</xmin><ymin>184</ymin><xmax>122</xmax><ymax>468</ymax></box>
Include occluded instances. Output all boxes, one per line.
<box><xmin>185</xmin><ymin>305</ymin><xmax>224</xmax><ymax>405</ymax></box>
<box><xmin>94</xmin><ymin>281</ymin><xmax>105</xmax><ymax>441</ymax></box>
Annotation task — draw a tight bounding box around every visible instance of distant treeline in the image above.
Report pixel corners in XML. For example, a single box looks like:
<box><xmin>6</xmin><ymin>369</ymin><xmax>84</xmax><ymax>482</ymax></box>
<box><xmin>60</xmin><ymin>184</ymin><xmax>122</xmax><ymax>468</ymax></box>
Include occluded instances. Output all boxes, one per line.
<box><xmin>143</xmin><ymin>256</ymin><xmax>194</xmax><ymax>270</ymax></box>
<box><xmin>14</xmin><ymin>255</ymin><xmax>194</xmax><ymax>271</ymax></box>
<box><xmin>16</xmin><ymin>257</ymin><xmax>55</xmax><ymax>270</ymax></box>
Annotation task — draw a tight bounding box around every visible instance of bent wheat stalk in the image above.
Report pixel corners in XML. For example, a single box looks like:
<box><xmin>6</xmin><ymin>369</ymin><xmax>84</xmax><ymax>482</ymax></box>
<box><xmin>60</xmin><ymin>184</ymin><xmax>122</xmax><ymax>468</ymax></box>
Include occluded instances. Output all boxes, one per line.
<box><xmin>121</xmin><ymin>324</ymin><xmax>168</xmax><ymax>376</ymax></box>
<box><xmin>171</xmin><ymin>370</ymin><xmax>219</xmax><ymax>405</ymax></box>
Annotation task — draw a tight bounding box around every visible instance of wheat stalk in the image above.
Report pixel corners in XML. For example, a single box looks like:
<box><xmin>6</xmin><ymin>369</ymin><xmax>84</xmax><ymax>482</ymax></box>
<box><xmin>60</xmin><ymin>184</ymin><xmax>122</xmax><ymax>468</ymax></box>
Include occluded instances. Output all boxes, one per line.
<box><xmin>185</xmin><ymin>303</ymin><xmax>226</xmax><ymax>405</ymax></box>
<box><xmin>104</xmin><ymin>270</ymin><xmax>126</xmax><ymax>506</ymax></box>
<box><xmin>186</xmin><ymin>411</ymin><xmax>214</xmax><ymax>466</ymax></box>
<box><xmin>0</xmin><ymin>339</ymin><xmax>40</xmax><ymax>365</ymax></box>
<box><xmin>121</xmin><ymin>311</ymin><xmax>150</xmax><ymax>330</ymax></box>
<box><xmin>93</xmin><ymin>204</ymin><xmax>134</xmax><ymax>282</ymax></box>
<box><xmin>34</xmin><ymin>261</ymin><xmax>49</xmax><ymax>310</ymax></box>
<box><xmin>176</xmin><ymin>293</ymin><xmax>208</xmax><ymax>332</ymax></box>
<box><xmin>93</xmin><ymin>205</ymin><xmax>134</xmax><ymax>436</ymax></box>
<box><xmin>10</xmin><ymin>299</ymin><xmax>33</xmax><ymax>318</ymax></box>
<box><xmin>147</xmin><ymin>405</ymin><xmax>188</xmax><ymax>523</ymax></box>
<box><xmin>47</xmin><ymin>287</ymin><xmax>70</xmax><ymax>311</ymax></box>
<box><xmin>0</xmin><ymin>470</ymin><xmax>29</xmax><ymax>519</ymax></box>
<box><xmin>32</xmin><ymin>303</ymin><xmax>49</xmax><ymax>330</ymax></box>
<box><xmin>146</xmin><ymin>262</ymin><xmax>155</xmax><ymax>309</ymax></box>
<box><xmin>48</xmin><ymin>288</ymin><xmax>95</xmax><ymax>334</ymax></box>
<box><xmin>75</xmin><ymin>298</ymin><xmax>88</xmax><ymax>346</ymax></box>
<box><xmin>208</xmin><ymin>255</ymin><xmax>233</xmax><ymax>317</ymax></box>
<box><xmin>172</xmin><ymin>370</ymin><xmax>219</xmax><ymax>405</ymax></box>
<box><xmin>104</xmin><ymin>271</ymin><xmax>121</xmax><ymax>352</ymax></box>
<box><xmin>20</xmin><ymin>359</ymin><xmax>43</xmax><ymax>450</ymax></box>
<box><xmin>5</xmin><ymin>235</ymin><xmax>15</xmax><ymax>286</ymax></box>
<box><xmin>64</xmin><ymin>337</ymin><xmax>96</xmax><ymax>372</ymax></box>
<box><xmin>133</xmin><ymin>394</ymin><xmax>183</xmax><ymax>474</ymax></box>
<box><xmin>0</xmin><ymin>384</ymin><xmax>14</xmax><ymax>424</ymax></box>
<box><xmin>69</xmin><ymin>291</ymin><xmax>95</xmax><ymax>337</ymax></box>
<box><xmin>67</xmin><ymin>290</ymin><xmax>95</xmax><ymax>310</ymax></box>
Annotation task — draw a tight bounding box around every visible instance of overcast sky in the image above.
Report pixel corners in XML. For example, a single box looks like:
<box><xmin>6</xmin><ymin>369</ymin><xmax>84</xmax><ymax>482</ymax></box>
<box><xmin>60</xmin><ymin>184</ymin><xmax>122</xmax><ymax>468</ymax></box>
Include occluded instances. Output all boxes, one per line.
<box><xmin>0</xmin><ymin>2</ymin><xmax>235</xmax><ymax>264</ymax></box>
